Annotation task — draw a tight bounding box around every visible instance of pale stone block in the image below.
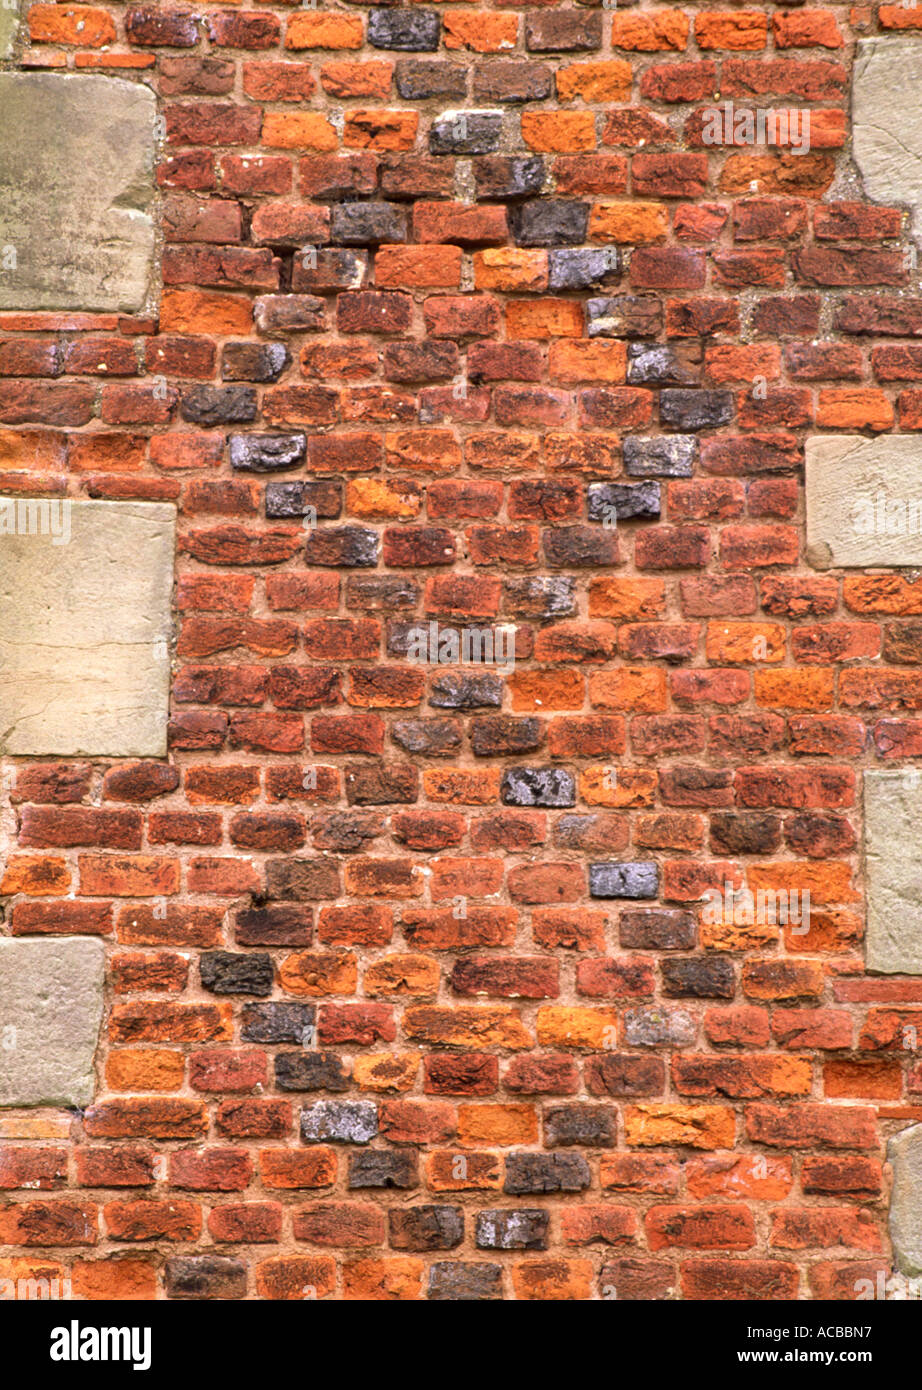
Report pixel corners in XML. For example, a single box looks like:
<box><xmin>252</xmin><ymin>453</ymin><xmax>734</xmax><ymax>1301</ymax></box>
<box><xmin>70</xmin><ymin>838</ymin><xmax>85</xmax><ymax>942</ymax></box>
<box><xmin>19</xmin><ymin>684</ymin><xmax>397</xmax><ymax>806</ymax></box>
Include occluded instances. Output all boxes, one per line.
<box><xmin>864</xmin><ymin>769</ymin><xmax>922</xmax><ymax>974</ymax></box>
<box><xmin>806</xmin><ymin>435</ymin><xmax>922</xmax><ymax>569</ymax></box>
<box><xmin>888</xmin><ymin>1124</ymin><xmax>922</xmax><ymax>1275</ymax></box>
<box><xmin>0</xmin><ymin>498</ymin><xmax>175</xmax><ymax>756</ymax></box>
<box><xmin>854</xmin><ymin>37</ymin><xmax>922</xmax><ymax>245</ymax></box>
<box><xmin>0</xmin><ymin>2</ymin><xmax>19</xmax><ymax>58</ymax></box>
<box><xmin>0</xmin><ymin>937</ymin><xmax>105</xmax><ymax>1108</ymax></box>
<box><xmin>0</xmin><ymin>73</ymin><xmax>156</xmax><ymax>311</ymax></box>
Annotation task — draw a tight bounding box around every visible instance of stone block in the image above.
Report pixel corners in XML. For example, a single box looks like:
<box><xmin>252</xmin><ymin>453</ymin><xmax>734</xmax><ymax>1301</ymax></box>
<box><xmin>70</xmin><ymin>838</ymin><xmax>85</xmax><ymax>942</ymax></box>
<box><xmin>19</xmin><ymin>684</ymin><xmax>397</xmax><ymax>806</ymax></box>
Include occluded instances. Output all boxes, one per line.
<box><xmin>0</xmin><ymin>937</ymin><xmax>105</xmax><ymax>1107</ymax></box>
<box><xmin>0</xmin><ymin>73</ymin><xmax>156</xmax><ymax>311</ymax></box>
<box><xmin>806</xmin><ymin>435</ymin><xmax>922</xmax><ymax>568</ymax></box>
<box><xmin>0</xmin><ymin>499</ymin><xmax>175</xmax><ymax>756</ymax></box>
<box><xmin>888</xmin><ymin>1123</ymin><xmax>922</xmax><ymax>1275</ymax></box>
<box><xmin>0</xmin><ymin>2</ymin><xmax>19</xmax><ymax>58</ymax></box>
<box><xmin>865</xmin><ymin>769</ymin><xmax>922</xmax><ymax>974</ymax></box>
<box><xmin>853</xmin><ymin>38</ymin><xmax>922</xmax><ymax>245</ymax></box>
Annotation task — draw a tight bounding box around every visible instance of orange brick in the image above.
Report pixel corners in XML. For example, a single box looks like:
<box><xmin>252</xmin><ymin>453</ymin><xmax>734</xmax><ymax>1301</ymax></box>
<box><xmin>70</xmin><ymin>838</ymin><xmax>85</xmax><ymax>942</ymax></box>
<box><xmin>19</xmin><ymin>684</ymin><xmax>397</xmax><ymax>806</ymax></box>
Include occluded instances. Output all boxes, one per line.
<box><xmin>375</xmin><ymin>245</ymin><xmax>462</xmax><ymax>289</ymax></box>
<box><xmin>443</xmin><ymin>12</ymin><xmax>519</xmax><ymax>51</ymax></box>
<box><xmin>548</xmin><ymin>340</ymin><xmax>627</xmax><ymax>384</ymax></box>
<box><xmin>262</xmin><ymin>113</ymin><xmax>338</xmax><ymax>151</ymax></box>
<box><xmin>473</xmin><ymin>248</ymin><xmax>549</xmax><ymax>293</ymax></box>
<box><xmin>161</xmin><ymin>289</ymin><xmax>253</xmax><ymax>336</ymax></box>
<box><xmin>28</xmin><ymin>4</ymin><xmax>115</xmax><ymax>46</ymax></box>
<box><xmin>557</xmin><ymin>60</ymin><xmax>632</xmax><ymax>102</ymax></box>
<box><xmin>0</xmin><ymin>856</ymin><xmax>70</xmax><ymax>895</ymax></box>
<box><xmin>506</xmin><ymin>299</ymin><xmax>584</xmax><ymax>339</ymax></box>
<box><xmin>285</xmin><ymin>13</ymin><xmax>364</xmax><ymax>48</ymax></box>
<box><xmin>346</xmin><ymin>477</ymin><xmax>422</xmax><ymax>519</ymax></box>
<box><xmin>105</xmin><ymin>1050</ymin><xmax>185</xmax><ymax>1092</ymax></box>
<box><xmin>589</xmin><ymin>668</ymin><xmax>668</xmax><ymax>712</ymax></box>
<box><xmin>706</xmin><ymin>622</ymin><xmax>785</xmax><ymax>664</ymax></box>
<box><xmin>580</xmin><ymin>767</ymin><xmax>658</xmax><ymax>807</ymax></box>
<box><xmin>589</xmin><ymin>577</ymin><xmax>666</xmax><ymax>620</ymax></box>
<box><xmin>817</xmin><ymin>389</ymin><xmax>894</xmax><ymax>431</ymax></box>
<box><xmin>521</xmin><ymin>111</ymin><xmax>596</xmax><ymax>153</ymax></box>
<box><xmin>511</xmin><ymin>1259</ymin><xmax>594</xmax><ymax>1300</ymax></box>
<box><xmin>535</xmin><ymin>1006</ymin><xmax>618</xmax><ymax>1049</ymax></box>
<box><xmin>457</xmin><ymin>1104</ymin><xmax>538</xmax><ymax>1146</ymax></box>
<box><xmin>352</xmin><ymin>1053</ymin><xmax>420</xmax><ymax>1093</ymax></box>
<box><xmin>589</xmin><ymin>202</ymin><xmax>669</xmax><ymax>244</ymax></box>
<box><xmin>344</xmin><ymin>110</ymin><xmax>419</xmax><ymax>150</ymax></box>
<box><xmin>754</xmin><ymin>668</ymin><xmax>835</xmax><ymax>710</ymax></box>
<box><xmin>507</xmin><ymin>668</ymin><xmax>585</xmax><ymax>711</ymax></box>
<box><xmin>611</xmin><ymin>11</ymin><xmax>689</xmax><ymax>50</ymax></box>
<box><xmin>343</xmin><ymin>1257</ymin><xmax>424</xmax><ymax>1300</ymax></box>
<box><xmin>625</xmin><ymin>1104</ymin><xmax>736</xmax><ymax>1149</ymax></box>
<box><xmin>695</xmin><ymin>11</ymin><xmax>769</xmax><ymax>49</ymax></box>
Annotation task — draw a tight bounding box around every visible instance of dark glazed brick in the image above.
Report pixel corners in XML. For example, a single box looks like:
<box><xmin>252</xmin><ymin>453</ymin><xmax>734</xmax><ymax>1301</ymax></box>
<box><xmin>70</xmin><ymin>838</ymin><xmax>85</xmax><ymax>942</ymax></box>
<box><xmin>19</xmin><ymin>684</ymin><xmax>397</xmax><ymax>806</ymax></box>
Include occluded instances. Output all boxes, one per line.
<box><xmin>230</xmin><ymin>433</ymin><xmax>306</xmax><ymax>473</ymax></box>
<box><xmin>221</xmin><ymin>343</ymin><xmax>289</xmax><ymax>383</ymax></box>
<box><xmin>659</xmin><ymin>390</ymin><xmax>734</xmax><ymax>431</ymax></box>
<box><xmin>180</xmin><ymin>386</ymin><xmax>257</xmax><ymax>426</ymax></box>
<box><xmin>623</xmin><ymin>436</ymin><xmax>697</xmax><ymax>478</ymax></box>
<box><xmin>549</xmin><ymin>248</ymin><xmax>619</xmax><ymax>290</ymax></box>
<box><xmin>504</xmin><ymin>1152</ymin><xmax>591</xmax><ymax>1193</ymax></box>
<box><xmin>510</xmin><ymin>200</ymin><xmax>588</xmax><ymax>247</ymax></box>
<box><xmin>396</xmin><ymin>60</ymin><xmax>468</xmax><ymax>101</ymax></box>
<box><xmin>588</xmin><ymin>481</ymin><xmax>661</xmax><ymax>522</ymax></box>
<box><xmin>428</xmin><ymin>1262</ymin><xmax>503</xmax><ymax>1300</ymax></box>
<box><xmin>502</xmin><ymin>767</ymin><xmax>576</xmax><ymax>807</ymax></box>
<box><xmin>588</xmin><ymin>295</ymin><xmax>663</xmax><ymax>338</ymax></box>
<box><xmin>368</xmin><ymin>9</ymin><xmax>441</xmax><ymax>51</ymax></box>
<box><xmin>348</xmin><ymin>1150</ymin><xmax>418</xmax><ymax>1189</ymax></box>
<box><xmin>304</xmin><ymin>526</ymin><xmax>379</xmax><ymax>568</ymax></box>
<box><xmin>474</xmin><ymin>63</ymin><xmax>553</xmax><ymax>103</ymax></box>
<box><xmin>525</xmin><ymin>11</ymin><xmax>604</xmax><ymax>50</ymax></box>
<box><xmin>389</xmin><ymin>1204</ymin><xmax>464</xmax><ymax>1250</ymax></box>
<box><xmin>164</xmin><ymin>1256</ymin><xmax>247</xmax><ymax>1300</ymax></box>
<box><xmin>661</xmin><ymin>956</ymin><xmax>736</xmax><ymax>999</ymax></box>
<box><xmin>475</xmin><ymin>1208</ymin><xmax>550</xmax><ymax>1249</ymax></box>
<box><xmin>543</xmin><ymin>1105</ymin><xmax>617</xmax><ymax>1147</ymax></box>
<box><xmin>275</xmin><ymin>1051</ymin><xmax>350</xmax><ymax>1092</ymax></box>
<box><xmin>430</xmin><ymin>112</ymin><xmax>503</xmax><ymax>157</ymax></box>
<box><xmin>474</xmin><ymin>156</ymin><xmax>545</xmax><ymax>200</ymax></box>
<box><xmin>331</xmin><ymin>202</ymin><xmax>408</xmax><ymax>246</ymax></box>
<box><xmin>200</xmin><ymin>951</ymin><xmax>273</xmax><ymax>996</ymax></box>
<box><xmin>264</xmin><ymin>479</ymin><xmax>342</xmax><ymax>520</ymax></box>
<box><xmin>429</xmin><ymin>672</ymin><xmax>504</xmax><ymax>708</ymax></box>
<box><xmin>241</xmin><ymin>1002</ymin><xmax>315</xmax><ymax>1044</ymax></box>
<box><xmin>589</xmin><ymin>862</ymin><xmax>659</xmax><ymax>899</ymax></box>
<box><xmin>619</xmin><ymin>910</ymin><xmax>696</xmax><ymax>951</ymax></box>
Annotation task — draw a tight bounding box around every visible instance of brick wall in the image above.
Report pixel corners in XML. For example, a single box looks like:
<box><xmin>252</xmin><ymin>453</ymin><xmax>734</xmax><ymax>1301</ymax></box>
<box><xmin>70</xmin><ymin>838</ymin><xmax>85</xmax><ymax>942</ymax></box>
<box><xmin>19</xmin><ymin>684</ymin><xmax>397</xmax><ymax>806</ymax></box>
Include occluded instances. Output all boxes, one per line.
<box><xmin>0</xmin><ymin>0</ymin><xmax>920</xmax><ymax>1302</ymax></box>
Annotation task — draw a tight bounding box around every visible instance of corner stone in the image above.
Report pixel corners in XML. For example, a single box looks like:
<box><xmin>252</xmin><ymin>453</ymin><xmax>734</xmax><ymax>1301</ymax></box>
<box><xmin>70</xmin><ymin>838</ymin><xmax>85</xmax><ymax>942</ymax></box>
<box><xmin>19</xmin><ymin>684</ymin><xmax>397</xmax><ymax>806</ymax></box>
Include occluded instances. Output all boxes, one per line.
<box><xmin>0</xmin><ymin>937</ymin><xmax>105</xmax><ymax>1107</ymax></box>
<box><xmin>0</xmin><ymin>73</ymin><xmax>156</xmax><ymax>311</ymax></box>
<box><xmin>888</xmin><ymin>1124</ymin><xmax>922</xmax><ymax>1275</ymax></box>
<box><xmin>0</xmin><ymin>498</ymin><xmax>176</xmax><ymax>757</ymax></box>
<box><xmin>806</xmin><ymin>435</ymin><xmax>922</xmax><ymax>569</ymax></box>
<box><xmin>853</xmin><ymin>38</ymin><xmax>922</xmax><ymax>247</ymax></box>
<box><xmin>864</xmin><ymin>770</ymin><xmax>922</xmax><ymax>974</ymax></box>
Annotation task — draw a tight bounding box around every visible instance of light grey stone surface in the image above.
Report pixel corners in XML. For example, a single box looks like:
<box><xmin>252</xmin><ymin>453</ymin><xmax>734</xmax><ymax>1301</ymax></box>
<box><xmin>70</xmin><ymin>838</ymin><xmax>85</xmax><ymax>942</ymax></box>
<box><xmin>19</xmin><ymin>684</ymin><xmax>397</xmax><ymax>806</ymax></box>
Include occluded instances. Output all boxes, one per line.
<box><xmin>0</xmin><ymin>73</ymin><xmax>156</xmax><ymax>310</ymax></box>
<box><xmin>0</xmin><ymin>2</ymin><xmax>19</xmax><ymax>58</ymax></box>
<box><xmin>300</xmin><ymin>1100</ymin><xmax>378</xmax><ymax>1143</ymax></box>
<box><xmin>806</xmin><ymin>435</ymin><xmax>922</xmax><ymax>568</ymax></box>
<box><xmin>0</xmin><ymin>937</ymin><xmax>105</xmax><ymax>1107</ymax></box>
<box><xmin>888</xmin><ymin>1124</ymin><xmax>922</xmax><ymax>1274</ymax></box>
<box><xmin>853</xmin><ymin>38</ymin><xmax>922</xmax><ymax>245</ymax></box>
<box><xmin>0</xmin><ymin>499</ymin><xmax>175</xmax><ymax>756</ymax></box>
<box><xmin>865</xmin><ymin>769</ymin><xmax>922</xmax><ymax>974</ymax></box>
<box><xmin>590</xmin><ymin>862</ymin><xmax>659</xmax><ymax>899</ymax></box>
